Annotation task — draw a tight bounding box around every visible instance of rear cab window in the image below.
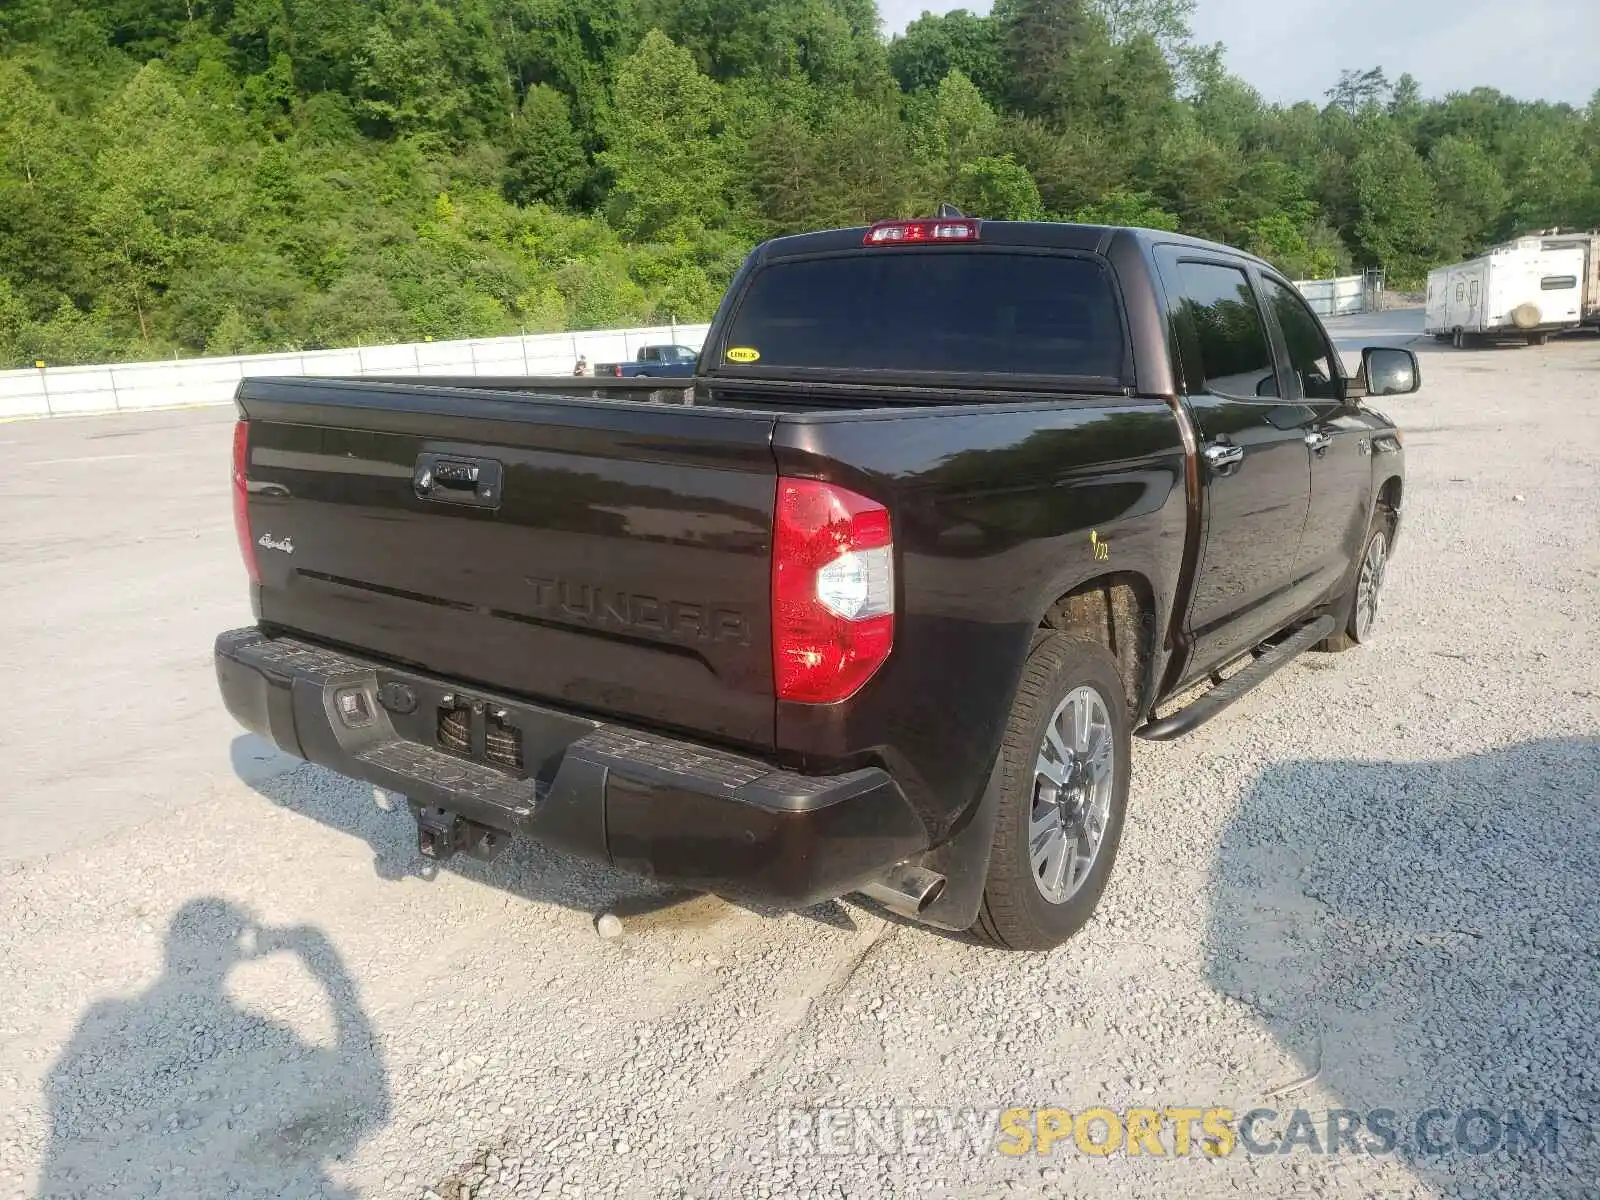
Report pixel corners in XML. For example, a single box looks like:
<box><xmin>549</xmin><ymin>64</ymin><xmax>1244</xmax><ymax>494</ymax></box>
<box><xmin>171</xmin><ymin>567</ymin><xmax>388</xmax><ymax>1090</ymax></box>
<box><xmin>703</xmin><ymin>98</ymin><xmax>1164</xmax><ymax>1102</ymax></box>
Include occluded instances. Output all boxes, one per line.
<box><xmin>715</xmin><ymin>250</ymin><xmax>1127</xmax><ymax>383</ymax></box>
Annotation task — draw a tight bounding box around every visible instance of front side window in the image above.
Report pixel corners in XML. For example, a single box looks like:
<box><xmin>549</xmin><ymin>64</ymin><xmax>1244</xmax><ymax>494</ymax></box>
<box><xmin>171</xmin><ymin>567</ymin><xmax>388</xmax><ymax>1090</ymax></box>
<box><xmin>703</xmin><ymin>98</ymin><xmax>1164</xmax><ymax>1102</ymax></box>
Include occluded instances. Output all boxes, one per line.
<box><xmin>1168</xmin><ymin>260</ymin><xmax>1276</xmax><ymax>399</ymax></box>
<box><xmin>1262</xmin><ymin>278</ymin><xmax>1341</xmax><ymax>401</ymax></box>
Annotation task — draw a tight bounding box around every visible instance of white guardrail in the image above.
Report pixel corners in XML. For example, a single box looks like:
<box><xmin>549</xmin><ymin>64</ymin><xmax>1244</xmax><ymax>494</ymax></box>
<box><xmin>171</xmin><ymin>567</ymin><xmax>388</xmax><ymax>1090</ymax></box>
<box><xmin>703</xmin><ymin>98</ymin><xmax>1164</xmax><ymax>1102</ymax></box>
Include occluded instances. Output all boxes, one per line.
<box><xmin>0</xmin><ymin>323</ymin><xmax>712</xmax><ymax>420</ymax></box>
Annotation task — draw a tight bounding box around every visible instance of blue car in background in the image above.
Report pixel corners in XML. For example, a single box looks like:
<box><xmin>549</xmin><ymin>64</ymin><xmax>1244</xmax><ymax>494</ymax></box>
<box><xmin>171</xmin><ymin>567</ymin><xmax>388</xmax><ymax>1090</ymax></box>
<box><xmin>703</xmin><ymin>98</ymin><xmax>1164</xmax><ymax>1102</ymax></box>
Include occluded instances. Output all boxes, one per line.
<box><xmin>597</xmin><ymin>344</ymin><xmax>700</xmax><ymax>377</ymax></box>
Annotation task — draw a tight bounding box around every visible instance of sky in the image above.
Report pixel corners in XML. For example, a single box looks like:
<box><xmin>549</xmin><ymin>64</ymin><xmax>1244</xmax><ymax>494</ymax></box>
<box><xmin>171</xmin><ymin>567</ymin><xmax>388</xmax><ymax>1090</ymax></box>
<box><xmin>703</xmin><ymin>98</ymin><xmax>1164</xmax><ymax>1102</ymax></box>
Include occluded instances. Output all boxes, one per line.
<box><xmin>877</xmin><ymin>0</ymin><xmax>1599</xmax><ymax>108</ymax></box>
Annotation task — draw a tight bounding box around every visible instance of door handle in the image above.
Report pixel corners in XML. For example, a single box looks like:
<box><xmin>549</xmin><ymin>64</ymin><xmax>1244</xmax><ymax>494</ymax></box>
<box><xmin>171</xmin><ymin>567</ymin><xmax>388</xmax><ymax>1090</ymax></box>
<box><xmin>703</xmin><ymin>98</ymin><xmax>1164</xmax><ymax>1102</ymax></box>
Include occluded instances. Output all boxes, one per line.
<box><xmin>414</xmin><ymin>453</ymin><xmax>503</xmax><ymax>509</ymax></box>
<box><xmin>1304</xmin><ymin>432</ymin><xmax>1333</xmax><ymax>454</ymax></box>
<box><xmin>1202</xmin><ymin>443</ymin><xmax>1244</xmax><ymax>471</ymax></box>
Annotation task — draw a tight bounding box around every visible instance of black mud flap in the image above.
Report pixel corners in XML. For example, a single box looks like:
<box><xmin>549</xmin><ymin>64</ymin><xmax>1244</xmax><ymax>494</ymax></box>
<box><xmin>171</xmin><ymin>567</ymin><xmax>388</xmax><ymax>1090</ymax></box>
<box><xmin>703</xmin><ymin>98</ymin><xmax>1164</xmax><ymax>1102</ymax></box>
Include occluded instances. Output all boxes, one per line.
<box><xmin>909</xmin><ymin>753</ymin><xmax>1004</xmax><ymax>932</ymax></box>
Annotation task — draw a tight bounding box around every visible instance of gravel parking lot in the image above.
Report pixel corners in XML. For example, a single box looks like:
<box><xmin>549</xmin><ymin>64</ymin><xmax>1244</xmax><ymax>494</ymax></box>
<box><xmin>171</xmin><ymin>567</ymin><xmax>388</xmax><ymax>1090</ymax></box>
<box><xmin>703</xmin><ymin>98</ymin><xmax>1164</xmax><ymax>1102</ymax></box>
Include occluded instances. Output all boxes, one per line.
<box><xmin>1</xmin><ymin>315</ymin><xmax>1597</xmax><ymax>1200</ymax></box>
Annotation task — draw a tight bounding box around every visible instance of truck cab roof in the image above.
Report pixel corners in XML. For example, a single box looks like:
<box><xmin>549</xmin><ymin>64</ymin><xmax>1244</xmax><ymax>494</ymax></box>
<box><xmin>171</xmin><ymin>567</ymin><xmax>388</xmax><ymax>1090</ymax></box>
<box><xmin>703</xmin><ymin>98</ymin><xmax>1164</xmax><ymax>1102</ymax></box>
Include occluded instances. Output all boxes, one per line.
<box><xmin>752</xmin><ymin>220</ymin><xmax>1275</xmax><ymax>272</ymax></box>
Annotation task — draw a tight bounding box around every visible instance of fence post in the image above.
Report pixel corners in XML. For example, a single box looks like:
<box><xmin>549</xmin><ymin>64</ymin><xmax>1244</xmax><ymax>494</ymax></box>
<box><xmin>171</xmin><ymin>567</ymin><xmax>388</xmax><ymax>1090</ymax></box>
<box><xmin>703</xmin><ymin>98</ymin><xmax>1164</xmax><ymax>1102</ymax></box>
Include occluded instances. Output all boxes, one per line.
<box><xmin>37</xmin><ymin>363</ymin><xmax>51</xmax><ymax>417</ymax></box>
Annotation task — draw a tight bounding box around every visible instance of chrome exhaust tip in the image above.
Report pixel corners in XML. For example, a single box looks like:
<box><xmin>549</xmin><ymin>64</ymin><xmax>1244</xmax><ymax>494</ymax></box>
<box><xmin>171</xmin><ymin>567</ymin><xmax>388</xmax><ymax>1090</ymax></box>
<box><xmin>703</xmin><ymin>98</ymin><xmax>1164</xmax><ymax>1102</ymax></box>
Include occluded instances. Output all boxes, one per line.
<box><xmin>857</xmin><ymin>863</ymin><xmax>947</xmax><ymax>920</ymax></box>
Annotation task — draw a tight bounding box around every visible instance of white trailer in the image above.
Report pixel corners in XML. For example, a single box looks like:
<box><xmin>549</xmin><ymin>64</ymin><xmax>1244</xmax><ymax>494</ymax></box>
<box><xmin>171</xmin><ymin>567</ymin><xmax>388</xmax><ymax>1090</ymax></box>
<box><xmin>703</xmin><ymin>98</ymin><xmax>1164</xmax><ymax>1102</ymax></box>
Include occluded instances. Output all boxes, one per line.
<box><xmin>1424</xmin><ymin>238</ymin><xmax>1587</xmax><ymax>347</ymax></box>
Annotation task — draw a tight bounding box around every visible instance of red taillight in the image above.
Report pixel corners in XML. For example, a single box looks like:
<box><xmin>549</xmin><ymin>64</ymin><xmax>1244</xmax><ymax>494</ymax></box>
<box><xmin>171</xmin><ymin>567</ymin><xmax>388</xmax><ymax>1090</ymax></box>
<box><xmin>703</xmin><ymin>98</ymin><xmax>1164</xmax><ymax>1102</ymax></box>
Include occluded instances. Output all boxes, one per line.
<box><xmin>613</xmin><ymin>364</ymin><xmax>624</xmax><ymax>377</ymax></box>
<box><xmin>232</xmin><ymin>419</ymin><xmax>259</xmax><ymax>584</ymax></box>
<box><xmin>863</xmin><ymin>218</ymin><xmax>980</xmax><ymax>246</ymax></box>
<box><xmin>772</xmin><ymin>479</ymin><xmax>895</xmax><ymax>704</ymax></box>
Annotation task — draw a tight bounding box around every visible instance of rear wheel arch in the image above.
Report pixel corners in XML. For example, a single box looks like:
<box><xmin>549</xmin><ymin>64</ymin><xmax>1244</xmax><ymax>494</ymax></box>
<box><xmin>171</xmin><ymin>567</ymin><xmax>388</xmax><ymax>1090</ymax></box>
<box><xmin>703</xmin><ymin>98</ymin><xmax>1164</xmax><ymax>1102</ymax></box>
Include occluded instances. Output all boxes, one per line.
<box><xmin>1037</xmin><ymin>570</ymin><xmax>1158</xmax><ymax>723</ymax></box>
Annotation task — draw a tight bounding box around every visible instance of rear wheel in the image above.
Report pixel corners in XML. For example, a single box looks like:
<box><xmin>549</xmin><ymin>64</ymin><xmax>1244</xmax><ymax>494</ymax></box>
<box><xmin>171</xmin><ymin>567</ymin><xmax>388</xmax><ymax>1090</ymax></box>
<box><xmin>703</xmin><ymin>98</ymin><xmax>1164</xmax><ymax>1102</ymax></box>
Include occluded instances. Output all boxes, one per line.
<box><xmin>971</xmin><ymin>634</ymin><xmax>1131</xmax><ymax>951</ymax></box>
<box><xmin>1320</xmin><ymin>510</ymin><xmax>1393</xmax><ymax>652</ymax></box>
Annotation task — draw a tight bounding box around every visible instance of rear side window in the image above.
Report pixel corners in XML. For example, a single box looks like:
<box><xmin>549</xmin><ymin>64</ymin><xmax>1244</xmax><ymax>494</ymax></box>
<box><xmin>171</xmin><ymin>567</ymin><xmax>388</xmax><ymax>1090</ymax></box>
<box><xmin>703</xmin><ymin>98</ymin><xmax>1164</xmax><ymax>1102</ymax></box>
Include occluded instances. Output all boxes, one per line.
<box><xmin>718</xmin><ymin>251</ymin><xmax>1125</xmax><ymax>379</ymax></box>
<box><xmin>1542</xmin><ymin>275</ymin><xmax>1578</xmax><ymax>290</ymax></box>
<box><xmin>1166</xmin><ymin>260</ymin><xmax>1277</xmax><ymax>399</ymax></box>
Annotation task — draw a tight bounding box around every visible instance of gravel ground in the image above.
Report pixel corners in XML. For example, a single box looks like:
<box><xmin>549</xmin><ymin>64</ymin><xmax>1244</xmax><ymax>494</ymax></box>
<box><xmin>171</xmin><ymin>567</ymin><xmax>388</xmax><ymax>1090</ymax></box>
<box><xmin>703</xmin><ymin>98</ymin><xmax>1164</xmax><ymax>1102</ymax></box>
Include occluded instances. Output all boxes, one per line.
<box><xmin>1</xmin><ymin>317</ymin><xmax>1598</xmax><ymax>1200</ymax></box>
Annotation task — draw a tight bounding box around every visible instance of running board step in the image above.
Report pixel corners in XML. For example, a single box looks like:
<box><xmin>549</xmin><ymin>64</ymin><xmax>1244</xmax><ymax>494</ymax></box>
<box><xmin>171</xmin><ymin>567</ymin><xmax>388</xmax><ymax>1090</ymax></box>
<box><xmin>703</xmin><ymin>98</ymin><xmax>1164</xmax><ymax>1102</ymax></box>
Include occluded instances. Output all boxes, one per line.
<box><xmin>1136</xmin><ymin>615</ymin><xmax>1338</xmax><ymax>742</ymax></box>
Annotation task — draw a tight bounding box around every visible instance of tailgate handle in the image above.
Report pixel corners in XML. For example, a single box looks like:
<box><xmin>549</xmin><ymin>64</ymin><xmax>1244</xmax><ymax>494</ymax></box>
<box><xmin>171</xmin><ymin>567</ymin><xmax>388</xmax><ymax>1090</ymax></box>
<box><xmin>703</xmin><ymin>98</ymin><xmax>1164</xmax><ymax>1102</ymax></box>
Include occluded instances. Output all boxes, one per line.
<box><xmin>415</xmin><ymin>454</ymin><xmax>503</xmax><ymax>509</ymax></box>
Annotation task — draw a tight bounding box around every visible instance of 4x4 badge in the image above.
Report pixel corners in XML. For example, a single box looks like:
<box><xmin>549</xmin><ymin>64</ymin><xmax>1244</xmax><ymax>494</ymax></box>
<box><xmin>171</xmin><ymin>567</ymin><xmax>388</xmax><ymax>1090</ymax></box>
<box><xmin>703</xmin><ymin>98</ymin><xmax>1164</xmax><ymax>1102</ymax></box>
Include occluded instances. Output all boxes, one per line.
<box><xmin>257</xmin><ymin>533</ymin><xmax>294</xmax><ymax>555</ymax></box>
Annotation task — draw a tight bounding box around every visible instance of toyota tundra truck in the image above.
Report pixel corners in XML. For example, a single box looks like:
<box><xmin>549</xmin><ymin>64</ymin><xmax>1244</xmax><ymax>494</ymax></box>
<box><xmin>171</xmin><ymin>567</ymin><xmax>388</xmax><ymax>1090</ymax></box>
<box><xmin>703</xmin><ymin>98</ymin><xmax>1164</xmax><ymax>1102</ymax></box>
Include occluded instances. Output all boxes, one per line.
<box><xmin>216</xmin><ymin>217</ymin><xmax>1416</xmax><ymax>950</ymax></box>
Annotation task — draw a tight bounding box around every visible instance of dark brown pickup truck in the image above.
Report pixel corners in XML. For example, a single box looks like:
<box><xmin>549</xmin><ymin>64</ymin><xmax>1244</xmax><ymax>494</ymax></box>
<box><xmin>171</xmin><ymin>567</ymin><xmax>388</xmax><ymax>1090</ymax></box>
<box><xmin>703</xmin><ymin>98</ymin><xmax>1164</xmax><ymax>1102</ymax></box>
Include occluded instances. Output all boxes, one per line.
<box><xmin>217</xmin><ymin>217</ymin><xmax>1417</xmax><ymax>950</ymax></box>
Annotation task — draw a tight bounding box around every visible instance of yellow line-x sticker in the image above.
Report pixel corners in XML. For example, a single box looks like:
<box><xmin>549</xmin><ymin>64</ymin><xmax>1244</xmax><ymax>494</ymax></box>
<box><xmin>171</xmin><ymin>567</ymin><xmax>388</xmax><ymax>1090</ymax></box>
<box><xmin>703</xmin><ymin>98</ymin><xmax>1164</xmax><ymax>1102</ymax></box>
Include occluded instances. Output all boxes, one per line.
<box><xmin>725</xmin><ymin>346</ymin><xmax>761</xmax><ymax>363</ymax></box>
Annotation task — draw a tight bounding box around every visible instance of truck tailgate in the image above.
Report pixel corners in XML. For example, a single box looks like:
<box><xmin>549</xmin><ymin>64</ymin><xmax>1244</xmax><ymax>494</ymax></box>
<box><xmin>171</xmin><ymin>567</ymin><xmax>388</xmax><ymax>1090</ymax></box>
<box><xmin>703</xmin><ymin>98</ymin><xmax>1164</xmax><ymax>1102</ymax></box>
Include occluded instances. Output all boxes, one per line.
<box><xmin>236</xmin><ymin>379</ymin><xmax>779</xmax><ymax>748</ymax></box>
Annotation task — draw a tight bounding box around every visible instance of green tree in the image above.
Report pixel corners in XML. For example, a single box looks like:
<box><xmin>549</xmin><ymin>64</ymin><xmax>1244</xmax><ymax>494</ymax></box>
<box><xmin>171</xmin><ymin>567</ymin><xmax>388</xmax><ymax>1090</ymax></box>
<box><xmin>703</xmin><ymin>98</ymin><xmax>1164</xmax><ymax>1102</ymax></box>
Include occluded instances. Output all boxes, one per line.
<box><xmin>1507</xmin><ymin>125</ymin><xmax>1593</xmax><ymax>232</ymax></box>
<box><xmin>1090</xmin><ymin>0</ymin><xmax>1194</xmax><ymax>59</ymax></box>
<box><xmin>505</xmin><ymin>84</ymin><xmax>586</xmax><ymax>206</ymax></box>
<box><xmin>911</xmin><ymin>68</ymin><xmax>1001</xmax><ymax>193</ymax></box>
<box><xmin>89</xmin><ymin>63</ymin><xmax>226</xmax><ymax>343</ymax></box>
<box><xmin>1070</xmin><ymin>189</ymin><xmax>1179</xmax><ymax>230</ymax></box>
<box><xmin>1428</xmin><ymin>134</ymin><xmax>1508</xmax><ymax>257</ymax></box>
<box><xmin>1349</xmin><ymin>121</ymin><xmax>1439</xmax><ymax>282</ymax></box>
<box><xmin>888</xmin><ymin>8</ymin><xmax>1004</xmax><ymax>102</ymax></box>
<box><xmin>1245</xmin><ymin>212</ymin><xmax>1345</xmax><ymax>279</ymax></box>
<box><xmin>351</xmin><ymin>0</ymin><xmax>513</xmax><ymax>140</ymax></box>
<box><xmin>1326</xmin><ymin>67</ymin><xmax>1391</xmax><ymax>117</ymax></box>
<box><xmin>599</xmin><ymin>30</ymin><xmax>729</xmax><ymax>239</ymax></box>
<box><xmin>0</xmin><ymin>275</ymin><xmax>29</xmax><ymax>366</ymax></box>
<box><xmin>496</xmin><ymin>0</ymin><xmax>629</xmax><ymax>136</ymax></box>
<box><xmin>0</xmin><ymin>0</ymin><xmax>1592</xmax><ymax>366</ymax></box>
<box><xmin>996</xmin><ymin>0</ymin><xmax>1111</xmax><ymax>125</ymax></box>
<box><xmin>954</xmin><ymin>154</ymin><xmax>1044</xmax><ymax>219</ymax></box>
<box><xmin>0</xmin><ymin>60</ymin><xmax>93</xmax><ymax>313</ymax></box>
<box><xmin>638</xmin><ymin>0</ymin><xmax>888</xmax><ymax>93</ymax></box>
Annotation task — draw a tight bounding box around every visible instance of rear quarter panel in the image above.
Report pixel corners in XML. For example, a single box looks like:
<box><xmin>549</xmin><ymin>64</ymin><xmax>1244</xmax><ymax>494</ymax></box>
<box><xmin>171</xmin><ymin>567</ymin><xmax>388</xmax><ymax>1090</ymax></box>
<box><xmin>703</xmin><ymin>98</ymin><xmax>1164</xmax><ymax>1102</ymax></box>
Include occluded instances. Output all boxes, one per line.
<box><xmin>771</xmin><ymin>398</ymin><xmax>1189</xmax><ymax>838</ymax></box>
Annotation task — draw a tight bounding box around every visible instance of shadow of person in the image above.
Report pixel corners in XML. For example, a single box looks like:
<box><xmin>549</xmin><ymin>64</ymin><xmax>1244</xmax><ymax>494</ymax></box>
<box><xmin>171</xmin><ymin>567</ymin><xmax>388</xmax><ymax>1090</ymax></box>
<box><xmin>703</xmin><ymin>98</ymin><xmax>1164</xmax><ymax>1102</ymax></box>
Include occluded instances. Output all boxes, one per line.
<box><xmin>37</xmin><ymin>897</ymin><xmax>390</xmax><ymax>1199</ymax></box>
<box><xmin>1204</xmin><ymin>736</ymin><xmax>1600</xmax><ymax>1195</ymax></box>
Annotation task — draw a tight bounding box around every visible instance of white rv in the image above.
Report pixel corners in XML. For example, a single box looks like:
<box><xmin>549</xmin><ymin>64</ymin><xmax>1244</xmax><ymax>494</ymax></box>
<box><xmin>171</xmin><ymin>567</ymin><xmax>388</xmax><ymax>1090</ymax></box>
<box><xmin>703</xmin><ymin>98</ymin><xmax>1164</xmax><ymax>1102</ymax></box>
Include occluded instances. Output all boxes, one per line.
<box><xmin>1423</xmin><ymin>237</ymin><xmax>1587</xmax><ymax>347</ymax></box>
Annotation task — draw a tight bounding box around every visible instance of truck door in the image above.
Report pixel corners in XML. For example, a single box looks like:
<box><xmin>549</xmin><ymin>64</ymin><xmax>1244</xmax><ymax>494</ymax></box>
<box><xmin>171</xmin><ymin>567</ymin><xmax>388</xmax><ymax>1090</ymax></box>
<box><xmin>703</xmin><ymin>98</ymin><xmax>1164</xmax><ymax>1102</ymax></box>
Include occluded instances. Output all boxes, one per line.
<box><xmin>1156</xmin><ymin>249</ymin><xmax>1314</xmax><ymax>679</ymax></box>
<box><xmin>1259</xmin><ymin>273</ymin><xmax>1373</xmax><ymax>603</ymax></box>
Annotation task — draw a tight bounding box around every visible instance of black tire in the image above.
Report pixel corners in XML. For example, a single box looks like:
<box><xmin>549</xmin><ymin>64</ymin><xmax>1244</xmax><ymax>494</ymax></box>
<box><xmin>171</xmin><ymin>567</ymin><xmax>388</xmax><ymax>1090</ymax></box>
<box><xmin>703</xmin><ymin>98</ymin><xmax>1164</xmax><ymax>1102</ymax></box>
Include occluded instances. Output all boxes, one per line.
<box><xmin>1527</xmin><ymin>332</ymin><xmax>1550</xmax><ymax>347</ymax></box>
<box><xmin>1319</xmin><ymin>508</ymin><xmax>1394</xmax><ymax>652</ymax></box>
<box><xmin>971</xmin><ymin>634</ymin><xmax>1132</xmax><ymax>951</ymax></box>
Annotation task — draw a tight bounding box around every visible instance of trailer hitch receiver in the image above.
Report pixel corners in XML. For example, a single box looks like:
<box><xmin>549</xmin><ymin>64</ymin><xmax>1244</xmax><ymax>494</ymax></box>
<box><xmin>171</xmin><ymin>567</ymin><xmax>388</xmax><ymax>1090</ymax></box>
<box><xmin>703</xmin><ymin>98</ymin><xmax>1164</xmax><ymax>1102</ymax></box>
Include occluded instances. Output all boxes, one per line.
<box><xmin>410</xmin><ymin>803</ymin><xmax>507</xmax><ymax>863</ymax></box>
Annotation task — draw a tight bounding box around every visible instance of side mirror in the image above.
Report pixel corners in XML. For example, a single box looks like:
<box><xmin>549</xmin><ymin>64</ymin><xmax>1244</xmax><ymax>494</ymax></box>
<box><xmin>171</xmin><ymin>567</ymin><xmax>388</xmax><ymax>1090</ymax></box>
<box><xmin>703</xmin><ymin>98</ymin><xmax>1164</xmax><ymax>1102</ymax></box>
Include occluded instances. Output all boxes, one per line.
<box><xmin>1361</xmin><ymin>347</ymin><xmax>1422</xmax><ymax>397</ymax></box>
